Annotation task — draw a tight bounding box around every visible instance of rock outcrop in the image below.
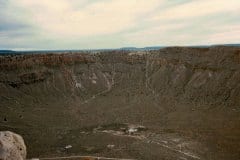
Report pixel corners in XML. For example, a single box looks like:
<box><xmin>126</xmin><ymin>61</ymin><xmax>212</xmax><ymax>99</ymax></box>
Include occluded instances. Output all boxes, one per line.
<box><xmin>0</xmin><ymin>131</ymin><xmax>26</xmax><ymax>160</ymax></box>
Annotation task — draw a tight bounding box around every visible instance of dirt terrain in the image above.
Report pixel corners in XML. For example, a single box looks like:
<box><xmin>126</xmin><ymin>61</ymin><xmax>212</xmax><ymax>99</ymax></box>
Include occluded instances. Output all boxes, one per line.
<box><xmin>0</xmin><ymin>46</ymin><xmax>240</xmax><ymax>160</ymax></box>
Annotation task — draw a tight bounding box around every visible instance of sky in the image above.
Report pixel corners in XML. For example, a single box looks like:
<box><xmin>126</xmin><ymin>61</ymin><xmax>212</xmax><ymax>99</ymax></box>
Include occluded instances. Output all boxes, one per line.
<box><xmin>0</xmin><ymin>0</ymin><xmax>240</xmax><ymax>50</ymax></box>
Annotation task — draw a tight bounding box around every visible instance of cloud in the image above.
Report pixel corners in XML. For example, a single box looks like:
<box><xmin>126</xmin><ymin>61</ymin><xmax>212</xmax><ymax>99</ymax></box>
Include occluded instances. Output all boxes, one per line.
<box><xmin>122</xmin><ymin>0</ymin><xmax>240</xmax><ymax>46</ymax></box>
<box><xmin>0</xmin><ymin>0</ymin><xmax>239</xmax><ymax>50</ymax></box>
<box><xmin>13</xmin><ymin>0</ymin><xmax>159</xmax><ymax>37</ymax></box>
<box><xmin>151</xmin><ymin>0</ymin><xmax>240</xmax><ymax>21</ymax></box>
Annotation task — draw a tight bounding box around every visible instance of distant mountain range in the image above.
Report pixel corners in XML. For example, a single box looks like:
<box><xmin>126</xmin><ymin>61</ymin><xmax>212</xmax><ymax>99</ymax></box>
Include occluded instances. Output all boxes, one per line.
<box><xmin>1</xmin><ymin>44</ymin><xmax>240</xmax><ymax>55</ymax></box>
<box><xmin>212</xmin><ymin>44</ymin><xmax>240</xmax><ymax>47</ymax></box>
<box><xmin>120</xmin><ymin>44</ymin><xmax>240</xmax><ymax>50</ymax></box>
<box><xmin>0</xmin><ymin>50</ymin><xmax>16</xmax><ymax>54</ymax></box>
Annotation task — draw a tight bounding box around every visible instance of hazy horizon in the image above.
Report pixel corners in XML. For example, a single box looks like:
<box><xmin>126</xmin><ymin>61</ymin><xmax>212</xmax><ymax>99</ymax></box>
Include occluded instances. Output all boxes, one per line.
<box><xmin>1</xmin><ymin>43</ymin><xmax>240</xmax><ymax>52</ymax></box>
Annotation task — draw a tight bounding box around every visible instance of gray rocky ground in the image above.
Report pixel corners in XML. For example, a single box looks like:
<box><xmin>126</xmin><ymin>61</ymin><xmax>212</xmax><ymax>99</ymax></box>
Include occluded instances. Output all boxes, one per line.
<box><xmin>0</xmin><ymin>46</ymin><xmax>240</xmax><ymax>160</ymax></box>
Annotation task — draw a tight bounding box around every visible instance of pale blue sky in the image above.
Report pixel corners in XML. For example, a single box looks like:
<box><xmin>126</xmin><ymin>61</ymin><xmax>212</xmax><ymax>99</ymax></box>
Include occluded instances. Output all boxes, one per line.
<box><xmin>0</xmin><ymin>0</ymin><xmax>239</xmax><ymax>50</ymax></box>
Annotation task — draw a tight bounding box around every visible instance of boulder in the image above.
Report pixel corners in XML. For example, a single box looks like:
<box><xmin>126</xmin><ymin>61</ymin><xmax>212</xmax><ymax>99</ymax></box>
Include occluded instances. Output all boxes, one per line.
<box><xmin>0</xmin><ymin>131</ymin><xmax>26</xmax><ymax>160</ymax></box>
